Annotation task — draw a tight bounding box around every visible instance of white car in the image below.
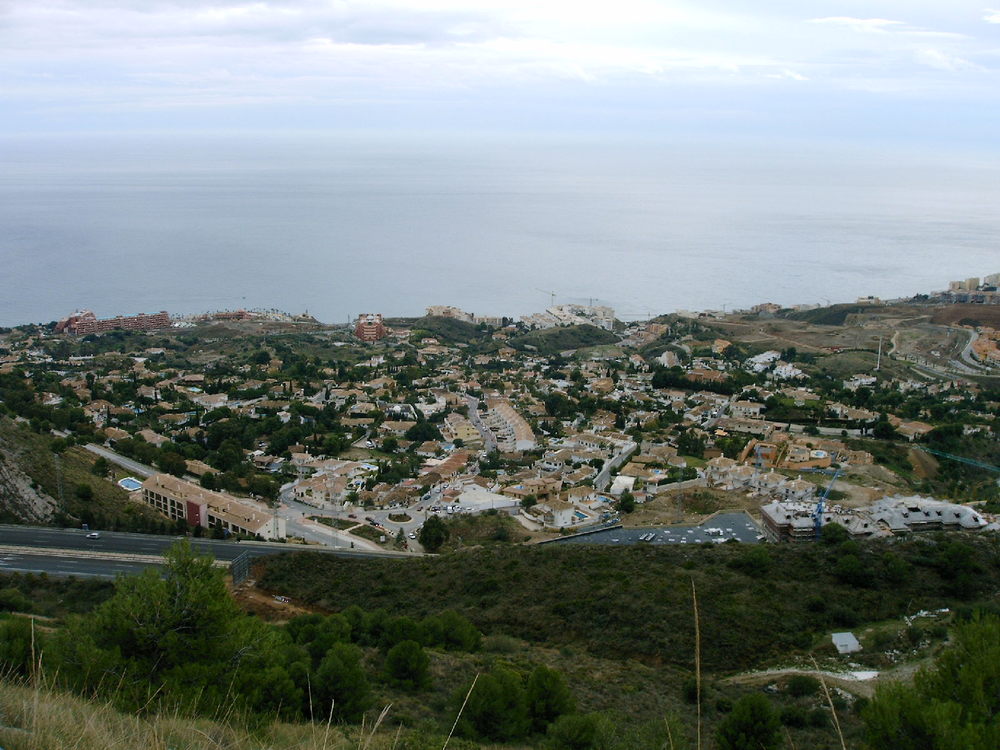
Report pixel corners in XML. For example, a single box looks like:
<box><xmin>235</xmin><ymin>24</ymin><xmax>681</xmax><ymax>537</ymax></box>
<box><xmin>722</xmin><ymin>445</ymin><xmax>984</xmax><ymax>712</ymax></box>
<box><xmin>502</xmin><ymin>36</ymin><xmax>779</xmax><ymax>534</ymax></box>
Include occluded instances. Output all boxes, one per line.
<box><xmin>86</xmin><ymin>532</ymin><xmax>100</xmax><ymax>539</ymax></box>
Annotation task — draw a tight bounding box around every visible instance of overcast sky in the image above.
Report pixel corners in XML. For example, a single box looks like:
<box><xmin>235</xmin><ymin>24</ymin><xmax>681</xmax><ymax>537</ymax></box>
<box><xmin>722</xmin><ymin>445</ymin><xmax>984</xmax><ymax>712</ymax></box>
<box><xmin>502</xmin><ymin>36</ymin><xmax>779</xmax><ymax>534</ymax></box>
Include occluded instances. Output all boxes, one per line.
<box><xmin>2</xmin><ymin>1</ymin><xmax>1000</xmax><ymax>146</ymax></box>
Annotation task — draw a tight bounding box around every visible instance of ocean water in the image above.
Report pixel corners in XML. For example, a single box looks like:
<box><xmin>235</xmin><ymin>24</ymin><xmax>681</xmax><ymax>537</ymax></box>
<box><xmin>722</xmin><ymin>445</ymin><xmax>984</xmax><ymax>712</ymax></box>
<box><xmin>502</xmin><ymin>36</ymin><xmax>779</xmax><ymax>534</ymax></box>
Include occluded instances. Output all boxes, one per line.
<box><xmin>1</xmin><ymin>133</ymin><xmax>998</xmax><ymax>327</ymax></box>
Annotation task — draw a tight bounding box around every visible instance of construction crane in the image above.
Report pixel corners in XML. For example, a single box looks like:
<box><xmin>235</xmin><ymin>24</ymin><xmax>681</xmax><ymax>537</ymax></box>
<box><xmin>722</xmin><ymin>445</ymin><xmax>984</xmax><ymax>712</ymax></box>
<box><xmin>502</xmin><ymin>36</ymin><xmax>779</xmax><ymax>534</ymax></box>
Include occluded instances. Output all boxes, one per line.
<box><xmin>813</xmin><ymin>466</ymin><xmax>844</xmax><ymax>540</ymax></box>
<box><xmin>535</xmin><ymin>288</ymin><xmax>557</xmax><ymax>308</ymax></box>
<box><xmin>917</xmin><ymin>447</ymin><xmax>1000</xmax><ymax>474</ymax></box>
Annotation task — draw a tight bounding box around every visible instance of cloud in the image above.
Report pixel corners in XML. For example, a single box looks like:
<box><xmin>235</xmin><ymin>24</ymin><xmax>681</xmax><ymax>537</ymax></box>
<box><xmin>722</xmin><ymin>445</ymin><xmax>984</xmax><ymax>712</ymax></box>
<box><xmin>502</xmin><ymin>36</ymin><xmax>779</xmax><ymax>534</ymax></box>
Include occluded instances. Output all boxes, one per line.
<box><xmin>914</xmin><ymin>48</ymin><xmax>982</xmax><ymax>71</ymax></box>
<box><xmin>809</xmin><ymin>17</ymin><xmax>904</xmax><ymax>34</ymax></box>
<box><xmin>768</xmin><ymin>69</ymin><xmax>808</xmax><ymax>81</ymax></box>
<box><xmin>986</xmin><ymin>9</ymin><xmax>1000</xmax><ymax>24</ymax></box>
<box><xmin>1</xmin><ymin>1</ymin><xmax>999</xmax><ymax>135</ymax></box>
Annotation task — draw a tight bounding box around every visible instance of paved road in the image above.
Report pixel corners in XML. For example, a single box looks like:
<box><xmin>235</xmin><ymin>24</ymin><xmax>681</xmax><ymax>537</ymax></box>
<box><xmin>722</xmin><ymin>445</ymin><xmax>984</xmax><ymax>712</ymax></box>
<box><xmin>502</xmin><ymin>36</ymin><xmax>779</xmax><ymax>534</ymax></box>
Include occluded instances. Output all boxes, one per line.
<box><xmin>549</xmin><ymin>512</ymin><xmax>763</xmax><ymax>546</ymax></box>
<box><xmin>276</xmin><ymin>495</ymin><xmax>385</xmax><ymax>551</ymax></box>
<box><xmin>0</xmin><ymin>525</ymin><xmax>407</xmax><ymax>567</ymax></box>
<box><xmin>595</xmin><ymin>441</ymin><xmax>638</xmax><ymax>492</ymax></box>
<box><xmin>84</xmin><ymin>444</ymin><xmax>157</xmax><ymax>478</ymax></box>
<box><xmin>0</xmin><ymin>549</ymin><xmax>157</xmax><ymax>578</ymax></box>
<box><xmin>465</xmin><ymin>395</ymin><xmax>497</xmax><ymax>451</ymax></box>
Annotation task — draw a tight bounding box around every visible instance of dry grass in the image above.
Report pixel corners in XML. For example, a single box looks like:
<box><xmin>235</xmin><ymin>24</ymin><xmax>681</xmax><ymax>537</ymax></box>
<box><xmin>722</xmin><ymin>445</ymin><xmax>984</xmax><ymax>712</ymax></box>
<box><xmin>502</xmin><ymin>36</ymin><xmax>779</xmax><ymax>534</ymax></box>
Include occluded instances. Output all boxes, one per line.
<box><xmin>0</xmin><ymin>679</ymin><xmax>406</xmax><ymax>750</ymax></box>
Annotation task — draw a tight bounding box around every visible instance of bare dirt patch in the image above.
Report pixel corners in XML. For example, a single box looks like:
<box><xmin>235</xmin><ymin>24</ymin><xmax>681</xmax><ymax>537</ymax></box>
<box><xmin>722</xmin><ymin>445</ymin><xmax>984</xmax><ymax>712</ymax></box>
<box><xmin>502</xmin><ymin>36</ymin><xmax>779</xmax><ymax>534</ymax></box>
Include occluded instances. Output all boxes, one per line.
<box><xmin>627</xmin><ymin>487</ymin><xmax>761</xmax><ymax>526</ymax></box>
<box><xmin>930</xmin><ymin>304</ymin><xmax>1000</xmax><ymax>328</ymax></box>
<box><xmin>231</xmin><ymin>578</ymin><xmax>320</xmax><ymax>622</ymax></box>
<box><xmin>907</xmin><ymin>448</ymin><xmax>940</xmax><ymax>480</ymax></box>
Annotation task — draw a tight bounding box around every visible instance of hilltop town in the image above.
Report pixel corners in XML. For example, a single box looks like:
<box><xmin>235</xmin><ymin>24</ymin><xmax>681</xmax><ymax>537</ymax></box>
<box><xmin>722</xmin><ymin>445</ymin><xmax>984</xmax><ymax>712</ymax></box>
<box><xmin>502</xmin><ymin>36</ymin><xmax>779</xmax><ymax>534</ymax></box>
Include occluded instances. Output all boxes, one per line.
<box><xmin>1</xmin><ymin>276</ymin><xmax>998</xmax><ymax>552</ymax></box>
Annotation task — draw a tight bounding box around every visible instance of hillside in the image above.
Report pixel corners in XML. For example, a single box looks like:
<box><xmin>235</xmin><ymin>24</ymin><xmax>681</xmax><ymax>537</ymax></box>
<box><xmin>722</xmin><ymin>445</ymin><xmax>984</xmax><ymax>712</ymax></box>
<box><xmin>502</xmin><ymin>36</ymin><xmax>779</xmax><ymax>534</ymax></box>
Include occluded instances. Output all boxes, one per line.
<box><xmin>508</xmin><ymin>324</ymin><xmax>618</xmax><ymax>354</ymax></box>
<box><xmin>257</xmin><ymin>533</ymin><xmax>1000</xmax><ymax>674</ymax></box>
<box><xmin>0</xmin><ymin>417</ymin><xmax>166</xmax><ymax>531</ymax></box>
<box><xmin>409</xmin><ymin>315</ymin><xmax>490</xmax><ymax>344</ymax></box>
<box><xmin>782</xmin><ymin>304</ymin><xmax>878</xmax><ymax>326</ymax></box>
<box><xmin>930</xmin><ymin>303</ymin><xmax>1000</xmax><ymax>328</ymax></box>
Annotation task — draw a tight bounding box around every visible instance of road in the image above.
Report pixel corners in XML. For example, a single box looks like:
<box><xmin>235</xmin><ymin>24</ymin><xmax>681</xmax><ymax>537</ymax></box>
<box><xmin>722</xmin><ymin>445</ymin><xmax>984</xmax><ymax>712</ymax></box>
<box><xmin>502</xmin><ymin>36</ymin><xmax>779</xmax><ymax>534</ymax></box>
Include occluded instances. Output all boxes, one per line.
<box><xmin>465</xmin><ymin>395</ymin><xmax>497</xmax><ymax>451</ymax></box>
<box><xmin>0</xmin><ymin>525</ymin><xmax>410</xmax><ymax>578</ymax></box>
<box><xmin>84</xmin><ymin>444</ymin><xmax>157</xmax><ymax>478</ymax></box>
<box><xmin>0</xmin><ymin>549</ymin><xmax>157</xmax><ymax>578</ymax></box>
<box><xmin>954</xmin><ymin>327</ymin><xmax>995</xmax><ymax>373</ymax></box>
<box><xmin>595</xmin><ymin>441</ymin><xmax>638</xmax><ymax>492</ymax></box>
<box><xmin>275</xmin><ymin>495</ymin><xmax>385</xmax><ymax>551</ymax></box>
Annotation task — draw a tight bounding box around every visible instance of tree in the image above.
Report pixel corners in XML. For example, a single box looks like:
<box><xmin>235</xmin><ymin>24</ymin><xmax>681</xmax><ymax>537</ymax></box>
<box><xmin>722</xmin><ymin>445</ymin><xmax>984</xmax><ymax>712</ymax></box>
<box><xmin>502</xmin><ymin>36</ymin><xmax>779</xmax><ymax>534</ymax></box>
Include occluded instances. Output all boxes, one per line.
<box><xmin>526</xmin><ymin>665</ymin><xmax>575</xmax><ymax>732</ymax></box>
<box><xmin>313</xmin><ymin>642</ymin><xmax>372</xmax><ymax>722</ymax></box>
<box><xmin>617</xmin><ymin>491</ymin><xmax>635</xmax><ymax>514</ymax></box>
<box><xmin>715</xmin><ymin>693</ymin><xmax>781</xmax><ymax>750</ymax></box>
<box><xmin>52</xmin><ymin>540</ymin><xmax>296</xmax><ymax>717</ymax></box>
<box><xmin>384</xmin><ymin>639</ymin><xmax>430</xmax><ymax>691</ymax></box>
<box><xmin>677</xmin><ymin>430</ymin><xmax>706</xmax><ymax>458</ymax></box>
<box><xmin>421</xmin><ymin>610</ymin><xmax>481</xmax><ymax>651</ymax></box>
<box><xmin>90</xmin><ymin>456</ymin><xmax>110</xmax><ymax>477</ymax></box>
<box><xmin>419</xmin><ymin>514</ymin><xmax>450</xmax><ymax>552</ymax></box>
<box><xmin>460</xmin><ymin>667</ymin><xmax>530</xmax><ymax>741</ymax></box>
<box><xmin>785</xmin><ymin>675</ymin><xmax>820</xmax><ymax>698</ymax></box>
<box><xmin>864</xmin><ymin>614</ymin><xmax>1000</xmax><ymax>749</ymax></box>
<box><xmin>405</xmin><ymin>420</ymin><xmax>442</xmax><ymax>443</ymax></box>
<box><xmin>73</xmin><ymin>483</ymin><xmax>94</xmax><ymax>501</ymax></box>
<box><xmin>820</xmin><ymin>521</ymin><xmax>850</xmax><ymax>545</ymax></box>
<box><xmin>158</xmin><ymin>450</ymin><xmax>187</xmax><ymax>477</ymax></box>
<box><xmin>286</xmin><ymin>613</ymin><xmax>351</xmax><ymax>664</ymax></box>
<box><xmin>0</xmin><ymin>616</ymin><xmax>36</xmax><ymax>677</ymax></box>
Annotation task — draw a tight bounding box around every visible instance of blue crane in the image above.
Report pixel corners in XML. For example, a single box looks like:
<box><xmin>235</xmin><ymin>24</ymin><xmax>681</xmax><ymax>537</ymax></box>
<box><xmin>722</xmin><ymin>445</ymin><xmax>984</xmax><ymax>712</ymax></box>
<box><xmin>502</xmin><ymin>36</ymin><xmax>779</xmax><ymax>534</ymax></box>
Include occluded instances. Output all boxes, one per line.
<box><xmin>917</xmin><ymin>447</ymin><xmax>999</xmax><ymax>474</ymax></box>
<box><xmin>813</xmin><ymin>466</ymin><xmax>844</xmax><ymax>540</ymax></box>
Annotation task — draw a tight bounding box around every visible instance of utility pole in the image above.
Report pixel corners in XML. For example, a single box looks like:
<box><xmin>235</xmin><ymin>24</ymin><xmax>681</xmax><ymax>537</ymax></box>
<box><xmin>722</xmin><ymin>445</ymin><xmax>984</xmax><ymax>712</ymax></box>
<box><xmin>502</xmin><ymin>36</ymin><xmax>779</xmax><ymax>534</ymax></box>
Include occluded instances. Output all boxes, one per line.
<box><xmin>875</xmin><ymin>336</ymin><xmax>883</xmax><ymax>371</ymax></box>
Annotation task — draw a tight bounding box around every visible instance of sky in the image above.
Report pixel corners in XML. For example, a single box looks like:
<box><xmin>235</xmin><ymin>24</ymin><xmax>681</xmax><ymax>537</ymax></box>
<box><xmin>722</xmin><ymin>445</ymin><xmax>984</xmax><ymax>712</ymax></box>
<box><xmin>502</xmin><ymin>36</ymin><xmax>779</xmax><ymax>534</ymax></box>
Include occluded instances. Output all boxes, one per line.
<box><xmin>2</xmin><ymin>1</ymin><xmax>1000</xmax><ymax>145</ymax></box>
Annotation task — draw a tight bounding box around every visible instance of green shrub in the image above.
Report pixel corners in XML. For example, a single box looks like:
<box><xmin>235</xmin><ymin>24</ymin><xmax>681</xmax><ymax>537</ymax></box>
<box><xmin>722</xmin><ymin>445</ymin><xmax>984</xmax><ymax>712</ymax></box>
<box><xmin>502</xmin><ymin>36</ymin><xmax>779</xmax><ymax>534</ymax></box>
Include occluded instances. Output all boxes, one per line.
<box><xmin>716</xmin><ymin>693</ymin><xmax>781</xmax><ymax>750</ymax></box>
<box><xmin>384</xmin><ymin>640</ymin><xmax>430</xmax><ymax>691</ymax></box>
<box><xmin>458</xmin><ymin>667</ymin><xmax>529</xmax><ymax>742</ymax></box>
<box><xmin>546</xmin><ymin>713</ymin><xmax>602</xmax><ymax>750</ymax></box>
<box><xmin>780</xmin><ymin>704</ymin><xmax>808</xmax><ymax>728</ymax></box>
<box><xmin>785</xmin><ymin>674</ymin><xmax>820</xmax><ymax>697</ymax></box>
<box><xmin>526</xmin><ymin>665</ymin><xmax>575</xmax><ymax>732</ymax></box>
<box><xmin>0</xmin><ymin>588</ymin><xmax>32</xmax><ymax>612</ymax></box>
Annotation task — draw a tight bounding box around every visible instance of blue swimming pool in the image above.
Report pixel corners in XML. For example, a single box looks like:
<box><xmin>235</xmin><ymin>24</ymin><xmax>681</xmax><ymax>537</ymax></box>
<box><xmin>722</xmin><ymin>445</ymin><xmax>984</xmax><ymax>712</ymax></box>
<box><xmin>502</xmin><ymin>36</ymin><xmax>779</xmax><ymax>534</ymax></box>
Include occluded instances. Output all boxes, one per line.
<box><xmin>118</xmin><ymin>477</ymin><xmax>142</xmax><ymax>491</ymax></box>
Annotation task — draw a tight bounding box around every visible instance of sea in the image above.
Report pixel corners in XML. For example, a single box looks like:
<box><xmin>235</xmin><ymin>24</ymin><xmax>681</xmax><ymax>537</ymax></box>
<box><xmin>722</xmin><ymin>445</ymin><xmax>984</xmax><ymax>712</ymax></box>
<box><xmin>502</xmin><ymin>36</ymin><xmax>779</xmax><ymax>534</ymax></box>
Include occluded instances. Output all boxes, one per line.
<box><xmin>1</xmin><ymin>132</ymin><xmax>998</xmax><ymax>328</ymax></box>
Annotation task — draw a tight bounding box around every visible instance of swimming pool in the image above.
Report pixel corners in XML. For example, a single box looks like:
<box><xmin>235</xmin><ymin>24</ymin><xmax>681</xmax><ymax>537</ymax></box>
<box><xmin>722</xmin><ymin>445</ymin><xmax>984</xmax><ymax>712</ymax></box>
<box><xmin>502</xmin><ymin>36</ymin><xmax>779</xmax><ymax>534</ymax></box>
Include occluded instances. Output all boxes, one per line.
<box><xmin>118</xmin><ymin>477</ymin><xmax>142</xmax><ymax>491</ymax></box>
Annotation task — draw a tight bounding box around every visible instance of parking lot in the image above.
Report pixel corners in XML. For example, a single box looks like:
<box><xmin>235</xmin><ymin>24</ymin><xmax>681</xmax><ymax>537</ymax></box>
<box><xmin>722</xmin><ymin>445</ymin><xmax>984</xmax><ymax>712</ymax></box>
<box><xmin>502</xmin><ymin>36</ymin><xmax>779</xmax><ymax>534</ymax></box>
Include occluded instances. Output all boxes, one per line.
<box><xmin>551</xmin><ymin>512</ymin><xmax>764</xmax><ymax>546</ymax></box>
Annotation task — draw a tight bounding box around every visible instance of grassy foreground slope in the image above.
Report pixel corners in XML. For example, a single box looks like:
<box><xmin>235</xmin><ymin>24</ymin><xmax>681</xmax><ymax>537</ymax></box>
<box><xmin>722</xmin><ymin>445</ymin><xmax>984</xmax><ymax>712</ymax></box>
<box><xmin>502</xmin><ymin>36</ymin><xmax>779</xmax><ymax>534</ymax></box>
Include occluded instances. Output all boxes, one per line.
<box><xmin>259</xmin><ymin>534</ymin><xmax>1000</xmax><ymax>673</ymax></box>
<box><xmin>0</xmin><ymin>679</ymin><xmax>384</xmax><ymax>750</ymax></box>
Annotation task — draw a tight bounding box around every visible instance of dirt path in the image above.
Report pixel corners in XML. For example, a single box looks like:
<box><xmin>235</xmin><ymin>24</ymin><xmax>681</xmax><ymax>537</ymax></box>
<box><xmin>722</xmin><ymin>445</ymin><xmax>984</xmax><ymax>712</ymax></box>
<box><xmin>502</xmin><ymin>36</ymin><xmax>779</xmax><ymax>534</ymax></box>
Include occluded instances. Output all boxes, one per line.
<box><xmin>724</xmin><ymin>668</ymin><xmax>881</xmax><ymax>698</ymax></box>
<box><xmin>723</xmin><ymin>656</ymin><xmax>934</xmax><ymax>700</ymax></box>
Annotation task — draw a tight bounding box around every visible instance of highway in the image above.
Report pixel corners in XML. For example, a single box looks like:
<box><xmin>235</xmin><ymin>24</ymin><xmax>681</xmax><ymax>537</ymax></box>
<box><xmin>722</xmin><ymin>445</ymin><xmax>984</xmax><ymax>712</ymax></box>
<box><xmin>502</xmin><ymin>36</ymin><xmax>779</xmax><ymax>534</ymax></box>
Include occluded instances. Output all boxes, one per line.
<box><xmin>0</xmin><ymin>525</ymin><xmax>410</xmax><ymax>578</ymax></box>
<box><xmin>0</xmin><ymin>550</ymin><xmax>156</xmax><ymax>578</ymax></box>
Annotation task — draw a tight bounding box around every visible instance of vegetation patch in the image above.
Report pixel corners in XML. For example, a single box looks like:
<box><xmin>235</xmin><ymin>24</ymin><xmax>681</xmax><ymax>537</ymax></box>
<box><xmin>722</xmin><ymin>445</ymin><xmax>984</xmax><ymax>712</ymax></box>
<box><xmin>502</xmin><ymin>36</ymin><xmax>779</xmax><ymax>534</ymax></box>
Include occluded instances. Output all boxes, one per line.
<box><xmin>258</xmin><ymin>533</ymin><xmax>1000</xmax><ymax>674</ymax></box>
